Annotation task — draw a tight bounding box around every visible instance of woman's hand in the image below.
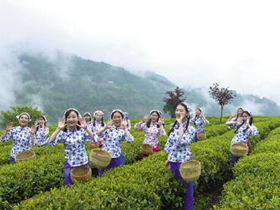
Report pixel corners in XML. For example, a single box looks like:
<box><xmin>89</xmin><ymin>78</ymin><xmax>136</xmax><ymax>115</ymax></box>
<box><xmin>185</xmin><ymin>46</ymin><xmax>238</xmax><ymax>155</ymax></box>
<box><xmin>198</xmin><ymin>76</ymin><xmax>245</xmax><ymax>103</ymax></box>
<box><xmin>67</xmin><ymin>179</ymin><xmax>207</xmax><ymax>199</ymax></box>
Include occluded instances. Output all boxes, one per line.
<box><xmin>120</xmin><ymin>120</ymin><xmax>127</xmax><ymax>130</ymax></box>
<box><xmin>176</xmin><ymin>115</ymin><xmax>184</xmax><ymax>125</ymax></box>
<box><xmin>236</xmin><ymin>121</ymin><xmax>242</xmax><ymax>125</ymax></box>
<box><xmin>57</xmin><ymin>118</ymin><xmax>66</xmax><ymax>130</ymax></box>
<box><xmin>158</xmin><ymin>118</ymin><xmax>163</xmax><ymax>126</ymax></box>
<box><xmin>77</xmin><ymin>117</ymin><xmax>87</xmax><ymax>129</ymax></box>
<box><xmin>30</xmin><ymin>124</ymin><xmax>36</xmax><ymax>134</ymax></box>
<box><xmin>164</xmin><ymin>160</ymin><xmax>170</xmax><ymax>168</ymax></box>
<box><xmin>105</xmin><ymin>120</ymin><xmax>113</xmax><ymax>129</ymax></box>
<box><xmin>6</xmin><ymin>122</ymin><xmax>13</xmax><ymax>132</ymax></box>
<box><xmin>245</xmin><ymin>117</ymin><xmax>251</xmax><ymax>126</ymax></box>
<box><xmin>99</xmin><ymin>137</ymin><xmax>105</xmax><ymax>144</ymax></box>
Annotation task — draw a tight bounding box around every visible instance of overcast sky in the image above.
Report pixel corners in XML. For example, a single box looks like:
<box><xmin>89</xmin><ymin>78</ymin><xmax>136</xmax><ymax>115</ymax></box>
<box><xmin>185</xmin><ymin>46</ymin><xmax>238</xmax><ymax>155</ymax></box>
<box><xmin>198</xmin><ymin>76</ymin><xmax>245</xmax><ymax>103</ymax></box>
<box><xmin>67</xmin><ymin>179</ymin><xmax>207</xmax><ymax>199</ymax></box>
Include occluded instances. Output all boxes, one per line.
<box><xmin>1</xmin><ymin>0</ymin><xmax>280</xmax><ymax>104</ymax></box>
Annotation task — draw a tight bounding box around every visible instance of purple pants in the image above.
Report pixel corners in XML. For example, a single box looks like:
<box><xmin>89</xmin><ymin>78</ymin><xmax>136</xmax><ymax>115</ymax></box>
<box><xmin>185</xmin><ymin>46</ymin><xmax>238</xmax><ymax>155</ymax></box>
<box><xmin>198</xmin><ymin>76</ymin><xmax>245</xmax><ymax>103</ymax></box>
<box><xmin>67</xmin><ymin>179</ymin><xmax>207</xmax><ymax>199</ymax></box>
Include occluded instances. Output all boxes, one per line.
<box><xmin>169</xmin><ymin>162</ymin><xmax>194</xmax><ymax>210</ymax></box>
<box><xmin>10</xmin><ymin>156</ymin><xmax>15</xmax><ymax>164</ymax></box>
<box><xmin>194</xmin><ymin>133</ymin><xmax>198</xmax><ymax>142</ymax></box>
<box><xmin>64</xmin><ymin>161</ymin><xmax>91</xmax><ymax>186</ymax></box>
<box><xmin>98</xmin><ymin>154</ymin><xmax>125</xmax><ymax>176</ymax></box>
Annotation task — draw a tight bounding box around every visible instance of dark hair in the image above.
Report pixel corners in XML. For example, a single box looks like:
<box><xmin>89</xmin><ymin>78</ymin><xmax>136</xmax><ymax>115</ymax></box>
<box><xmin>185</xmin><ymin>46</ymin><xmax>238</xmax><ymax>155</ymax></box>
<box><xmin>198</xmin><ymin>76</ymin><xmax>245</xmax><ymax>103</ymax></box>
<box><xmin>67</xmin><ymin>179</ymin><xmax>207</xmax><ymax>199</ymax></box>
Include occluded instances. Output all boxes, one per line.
<box><xmin>36</xmin><ymin>115</ymin><xmax>47</xmax><ymax>132</ymax></box>
<box><xmin>83</xmin><ymin>113</ymin><xmax>92</xmax><ymax>122</ymax></box>
<box><xmin>111</xmin><ymin>111</ymin><xmax>124</xmax><ymax>119</ymax></box>
<box><xmin>63</xmin><ymin>109</ymin><xmax>81</xmax><ymax>132</ymax></box>
<box><xmin>168</xmin><ymin>102</ymin><xmax>190</xmax><ymax>136</ymax></box>
<box><xmin>235</xmin><ymin>108</ymin><xmax>244</xmax><ymax>121</ymax></box>
<box><xmin>235</xmin><ymin>111</ymin><xmax>253</xmax><ymax>134</ymax></box>
<box><xmin>194</xmin><ymin>108</ymin><xmax>202</xmax><ymax>125</ymax></box>
<box><xmin>147</xmin><ymin>111</ymin><xmax>160</xmax><ymax>128</ymax></box>
<box><xmin>93</xmin><ymin>116</ymin><xmax>105</xmax><ymax>127</ymax></box>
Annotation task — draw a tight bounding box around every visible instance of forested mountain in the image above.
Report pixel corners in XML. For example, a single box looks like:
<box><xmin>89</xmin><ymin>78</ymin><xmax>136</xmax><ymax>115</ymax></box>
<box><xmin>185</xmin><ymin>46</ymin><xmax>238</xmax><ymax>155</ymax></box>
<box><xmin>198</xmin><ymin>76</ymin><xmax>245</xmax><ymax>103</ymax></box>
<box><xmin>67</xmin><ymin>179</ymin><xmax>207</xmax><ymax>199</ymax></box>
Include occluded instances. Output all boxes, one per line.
<box><xmin>14</xmin><ymin>52</ymin><xmax>174</xmax><ymax>123</ymax></box>
<box><xmin>2</xmin><ymin>52</ymin><xmax>278</xmax><ymax>124</ymax></box>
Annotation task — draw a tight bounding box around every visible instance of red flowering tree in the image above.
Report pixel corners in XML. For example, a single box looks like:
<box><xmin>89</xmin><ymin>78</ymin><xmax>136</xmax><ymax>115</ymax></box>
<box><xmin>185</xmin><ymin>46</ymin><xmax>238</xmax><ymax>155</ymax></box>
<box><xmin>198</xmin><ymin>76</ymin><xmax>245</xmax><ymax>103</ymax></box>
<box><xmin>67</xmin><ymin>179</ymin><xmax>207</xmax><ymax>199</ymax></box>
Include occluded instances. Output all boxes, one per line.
<box><xmin>209</xmin><ymin>83</ymin><xmax>236</xmax><ymax>122</ymax></box>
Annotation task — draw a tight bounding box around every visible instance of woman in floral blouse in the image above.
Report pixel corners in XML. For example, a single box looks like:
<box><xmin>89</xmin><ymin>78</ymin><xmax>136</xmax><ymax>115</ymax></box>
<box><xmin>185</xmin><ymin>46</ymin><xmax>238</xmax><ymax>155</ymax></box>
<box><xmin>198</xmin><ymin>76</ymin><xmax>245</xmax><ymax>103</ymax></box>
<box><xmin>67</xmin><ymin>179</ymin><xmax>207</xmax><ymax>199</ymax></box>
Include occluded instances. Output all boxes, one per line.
<box><xmin>134</xmin><ymin>109</ymin><xmax>166</xmax><ymax>158</ymax></box>
<box><xmin>1</xmin><ymin>112</ymin><xmax>36</xmax><ymax>163</ymax></box>
<box><xmin>164</xmin><ymin>103</ymin><xmax>195</xmax><ymax>210</ymax></box>
<box><xmin>231</xmin><ymin>110</ymin><xmax>258</xmax><ymax>165</ymax></box>
<box><xmin>97</xmin><ymin>109</ymin><xmax>134</xmax><ymax>176</ymax></box>
<box><xmin>89</xmin><ymin>110</ymin><xmax>106</xmax><ymax>149</ymax></box>
<box><xmin>48</xmin><ymin>108</ymin><xmax>97</xmax><ymax>186</ymax></box>
<box><xmin>83</xmin><ymin>112</ymin><xmax>93</xmax><ymax>128</ymax></box>
<box><xmin>226</xmin><ymin>107</ymin><xmax>244</xmax><ymax>129</ymax></box>
<box><xmin>34</xmin><ymin>115</ymin><xmax>49</xmax><ymax>146</ymax></box>
<box><xmin>123</xmin><ymin>112</ymin><xmax>131</xmax><ymax>131</ymax></box>
<box><xmin>191</xmin><ymin>108</ymin><xmax>209</xmax><ymax>142</ymax></box>
<box><xmin>92</xmin><ymin>110</ymin><xmax>105</xmax><ymax>133</ymax></box>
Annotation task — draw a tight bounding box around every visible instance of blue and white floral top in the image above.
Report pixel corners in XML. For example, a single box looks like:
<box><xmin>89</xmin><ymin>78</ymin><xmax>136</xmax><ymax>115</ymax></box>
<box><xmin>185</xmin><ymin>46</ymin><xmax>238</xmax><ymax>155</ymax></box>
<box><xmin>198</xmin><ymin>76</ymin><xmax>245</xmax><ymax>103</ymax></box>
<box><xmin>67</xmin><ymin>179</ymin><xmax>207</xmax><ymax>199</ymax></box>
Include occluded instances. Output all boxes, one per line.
<box><xmin>231</xmin><ymin>123</ymin><xmax>258</xmax><ymax>145</ymax></box>
<box><xmin>52</xmin><ymin>128</ymin><xmax>98</xmax><ymax>167</ymax></box>
<box><xmin>34</xmin><ymin>126</ymin><xmax>49</xmax><ymax>146</ymax></box>
<box><xmin>1</xmin><ymin>126</ymin><xmax>33</xmax><ymax>158</ymax></box>
<box><xmin>86</xmin><ymin>122</ymin><xmax>93</xmax><ymax>130</ymax></box>
<box><xmin>100</xmin><ymin>125</ymin><xmax>134</xmax><ymax>158</ymax></box>
<box><xmin>91</xmin><ymin>121</ymin><xmax>104</xmax><ymax>133</ymax></box>
<box><xmin>164</xmin><ymin>121</ymin><xmax>195</xmax><ymax>163</ymax></box>
<box><xmin>191</xmin><ymin>116</ymin><xmax>209</xmax><ymax>133</ymax></box>
<box><xmin>124</xmin><ymin>119</ymin><xmax>131</xmax><ymax>131</ymax></box>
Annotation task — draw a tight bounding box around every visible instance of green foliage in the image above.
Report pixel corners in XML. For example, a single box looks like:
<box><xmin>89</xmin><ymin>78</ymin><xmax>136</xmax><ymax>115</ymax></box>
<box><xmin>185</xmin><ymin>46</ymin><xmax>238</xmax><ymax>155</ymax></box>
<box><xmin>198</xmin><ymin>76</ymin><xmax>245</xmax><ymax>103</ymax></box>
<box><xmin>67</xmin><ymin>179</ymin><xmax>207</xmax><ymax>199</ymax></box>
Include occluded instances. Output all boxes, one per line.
<box><xmin>15</xmin><ymin>118</ymin><xmax>280</xmax><ymax>209</ymax></box>
<box><xmin>0</xmin><ymin>120</ymin><xmax>147</xmax><ymax>206</ymax></box>
<box><xmin>0</xmin><ymin>117</ymin><xmax>279</xmax><ymax>209</ymax></box>
<box><xmin>0</xmin><ymin>106</ymin><xmax>44</xmax><ymax>128</ymax></box>
<box><xmin>0</xmin><ymin>145</ymin><xmax>65</xmax><ymax>209</ymax></box>
<box><xmin>214</xmin><ymin>126</ymin><xmax>280</xmax><ymax>209</ymax></box>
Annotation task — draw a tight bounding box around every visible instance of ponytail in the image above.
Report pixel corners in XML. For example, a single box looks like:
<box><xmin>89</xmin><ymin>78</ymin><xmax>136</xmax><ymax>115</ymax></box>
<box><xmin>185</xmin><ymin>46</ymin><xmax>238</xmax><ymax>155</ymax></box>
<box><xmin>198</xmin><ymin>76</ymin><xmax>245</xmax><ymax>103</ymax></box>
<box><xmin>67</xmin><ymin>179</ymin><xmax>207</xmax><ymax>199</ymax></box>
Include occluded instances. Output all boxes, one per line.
<box><xmin>185</xmin><ymin>117</ymin><xmax>190</xmax><ymax>132</ymax></box>
<box><xmin>168</xmin><ymin>117</ymin><xmax>190</xmax><ymax>136</ymax></box>
<box><xmin>147</xmin><ymin>119</ymin><xmax>152</xmax><ymax>128</ymax></box>
<box><xmin>168</xmin><ymin>120</ymin><xmax>178</xmax><ymax>136</ymax></box>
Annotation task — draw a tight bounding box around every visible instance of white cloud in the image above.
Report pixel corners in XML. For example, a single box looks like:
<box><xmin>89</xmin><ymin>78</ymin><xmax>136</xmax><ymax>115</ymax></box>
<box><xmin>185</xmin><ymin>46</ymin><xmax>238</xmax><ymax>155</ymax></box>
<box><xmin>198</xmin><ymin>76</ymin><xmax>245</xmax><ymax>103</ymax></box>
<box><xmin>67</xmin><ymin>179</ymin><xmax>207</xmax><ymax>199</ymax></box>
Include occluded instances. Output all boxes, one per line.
<box><xmin>0</xmin><ymin>0</ymin><xmax>280</xmax><ymax>105</ymax></box>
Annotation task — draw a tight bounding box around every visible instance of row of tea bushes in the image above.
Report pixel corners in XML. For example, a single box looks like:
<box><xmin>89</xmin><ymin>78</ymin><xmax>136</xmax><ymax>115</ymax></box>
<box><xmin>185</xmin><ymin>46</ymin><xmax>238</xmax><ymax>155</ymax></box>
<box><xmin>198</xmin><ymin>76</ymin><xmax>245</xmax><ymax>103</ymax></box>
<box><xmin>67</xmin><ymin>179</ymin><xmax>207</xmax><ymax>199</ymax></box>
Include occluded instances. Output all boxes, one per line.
<box><xmin>0</xmin><ymin>124</ymin><xmax>149</xmax><ymax>207</ymax></box>
<box><xmin>15</xmin><ymin>118</ymin><xmax>280</xmax><ymax>209</ymax></box>
<box><xmin>214</xmin><ymin>127</ymin><xmax>280</xmax><ymax>209</ymax></box>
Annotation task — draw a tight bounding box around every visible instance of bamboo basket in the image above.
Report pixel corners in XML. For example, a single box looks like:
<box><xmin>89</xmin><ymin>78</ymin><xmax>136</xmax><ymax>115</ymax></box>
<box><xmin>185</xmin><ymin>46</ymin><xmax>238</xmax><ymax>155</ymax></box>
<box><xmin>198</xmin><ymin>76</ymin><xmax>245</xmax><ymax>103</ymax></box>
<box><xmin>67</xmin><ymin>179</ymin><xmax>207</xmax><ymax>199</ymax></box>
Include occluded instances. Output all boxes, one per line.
<box><xmin>197</xmin><ymin>132</ymin><xmax>206</xmax><ymax>140</ymax></box>
<box><xmin>140</xmin><ymin>144</ymin><xmax>153</xmax><ymax>155</ymax></box>
<box><xmin>15</xmin><ymin>151</ymin><xmax>35</xmax><ymax>162</ymax></box>
<box><xmin>179</xmin><ymin>160</ymin><xmax>201</xmax><ymax>182</ymax></box>
<box><xmin>71</xmin><ymin>165</ymin><xmax>92</xmax><ymax>183</ymax></box>
<box><xmin>231</xmin><ymin>143</ymin><xmax>248</xmax><ymax>157</ymax></box>
<box><xmin>90</xmin><ymin>149</ymin><xmax>111</xmax><ymax>169</ymax></box>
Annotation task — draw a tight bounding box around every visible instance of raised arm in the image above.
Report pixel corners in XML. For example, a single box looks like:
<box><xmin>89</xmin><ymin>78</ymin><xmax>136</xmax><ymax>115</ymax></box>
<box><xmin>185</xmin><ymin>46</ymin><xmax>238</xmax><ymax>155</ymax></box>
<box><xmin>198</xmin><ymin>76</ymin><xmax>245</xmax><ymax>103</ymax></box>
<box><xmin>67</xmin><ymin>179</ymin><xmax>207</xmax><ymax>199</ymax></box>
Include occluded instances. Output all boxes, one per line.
<box><xmin>1</xmin><ymin>122</ymin><xmax>13</xmax><ymax>142</ymax></box>
<box><xmin>48</xmin><ymin>118</ymin><xmax>65</xmax><ymax>143</ymax></box>
<box><xmin>158</xmin><ymin>118</ymin><xmax>166</xmax><ymax>136</ymax></box>
<box><xmin>30</xmin><ymin>124</ymin><xmax>36</xmax><ymax>145</ymax></box>
<box><xmin>121</xmin><ymin>120</ymin><xmax>134</xmax><ymax>142</ymax></box>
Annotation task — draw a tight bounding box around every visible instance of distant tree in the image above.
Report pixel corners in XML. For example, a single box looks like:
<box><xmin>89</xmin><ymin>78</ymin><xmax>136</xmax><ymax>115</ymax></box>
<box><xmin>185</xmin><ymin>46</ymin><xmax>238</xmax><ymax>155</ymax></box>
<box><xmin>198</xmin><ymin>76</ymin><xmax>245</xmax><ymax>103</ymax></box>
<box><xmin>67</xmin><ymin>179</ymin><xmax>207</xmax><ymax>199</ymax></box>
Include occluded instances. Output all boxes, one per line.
<box><xmin>163</xmin><ymin>87</ymin><xmax>186</xmax><ymax>118</ymax></box>
<box><xmin>209</xmin><ymin>83</ymin><xmax>236</xmax><ymax>122</ymax></box>
<box><xmin>0</xmin><ymin>106</ymin><xmax>45</xmax><ymax>128</ymax></box>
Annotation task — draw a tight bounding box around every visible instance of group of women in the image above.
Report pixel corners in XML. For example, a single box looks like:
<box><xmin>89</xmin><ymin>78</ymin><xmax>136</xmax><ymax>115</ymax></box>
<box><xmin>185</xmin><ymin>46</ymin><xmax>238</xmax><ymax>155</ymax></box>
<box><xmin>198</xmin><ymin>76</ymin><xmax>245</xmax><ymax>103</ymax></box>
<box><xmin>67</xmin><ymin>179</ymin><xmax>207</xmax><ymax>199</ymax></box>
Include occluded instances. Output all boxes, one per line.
<box><xmin>0</xmin><ymin>104</ymin><xmax>258</xmax><ymax>210</ymax></box>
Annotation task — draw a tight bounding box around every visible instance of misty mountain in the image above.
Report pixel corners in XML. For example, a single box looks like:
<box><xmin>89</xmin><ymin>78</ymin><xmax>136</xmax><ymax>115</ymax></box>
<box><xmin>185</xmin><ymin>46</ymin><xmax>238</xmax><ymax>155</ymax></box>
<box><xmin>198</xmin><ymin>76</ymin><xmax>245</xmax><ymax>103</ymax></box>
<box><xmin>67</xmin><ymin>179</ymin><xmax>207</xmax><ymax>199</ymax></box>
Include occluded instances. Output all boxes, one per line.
<box><xmin>1</xmin><ymin>51</ymin><xmax>279</xmax><ymax>124</ymax></box>
<box><xmin>184</xmin><ymin>86</ymin><xmax>280</xmax><ymax>117</ymax></box>
<box><xmin>14</xmin><ymin>52</ymin><xmax>174</xmax><ymax>123</ymax></box>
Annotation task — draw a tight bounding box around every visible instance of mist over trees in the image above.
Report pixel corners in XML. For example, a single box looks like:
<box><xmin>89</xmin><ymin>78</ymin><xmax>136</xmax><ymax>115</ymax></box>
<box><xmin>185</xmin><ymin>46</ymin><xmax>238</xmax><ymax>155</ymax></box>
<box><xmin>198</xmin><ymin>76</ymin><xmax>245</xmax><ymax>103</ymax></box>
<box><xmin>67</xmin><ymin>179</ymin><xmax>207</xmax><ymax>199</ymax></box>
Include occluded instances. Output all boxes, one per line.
<box><xmin>0</xmin><ymin>51</ymin><xmax>279</xmax><ymax>124</ymax></box>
